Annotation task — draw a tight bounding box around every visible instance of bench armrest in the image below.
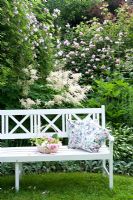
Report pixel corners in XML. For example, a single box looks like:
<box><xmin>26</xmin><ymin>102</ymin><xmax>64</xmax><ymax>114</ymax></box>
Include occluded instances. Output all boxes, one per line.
<box><xmin>106</xmin><ymin>131</ymin><xmax>114</xmax><ymax>153</ymax></box>
<box><xmin>108</xmin><ymin>133</ymin><xmax>114</xmax><ymax>142</ymax></box>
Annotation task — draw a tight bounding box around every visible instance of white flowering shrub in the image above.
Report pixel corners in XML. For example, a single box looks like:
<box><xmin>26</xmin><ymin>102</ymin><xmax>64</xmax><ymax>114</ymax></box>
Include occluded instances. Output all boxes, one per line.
<box><xmin>45</xmin><ymin>70</ymin><xmax>91</xmax><ymax>107</ymax></box>
<box><xmin>57</xmin><ymin>3</ymin><xmax>133</xmax><ymax>84</ymax></box>
<box><xmin>20</xmin><ymin>98</ymin><xmax>41</xmax><ymax>109</ymax></box>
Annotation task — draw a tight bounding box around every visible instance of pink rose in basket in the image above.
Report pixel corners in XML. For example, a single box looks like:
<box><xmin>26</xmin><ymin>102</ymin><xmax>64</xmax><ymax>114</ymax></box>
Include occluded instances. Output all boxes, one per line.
<box><xmin>47</xmin><ymin>143</ymin><xmax>60</xmax><ymax>153</ymax></box>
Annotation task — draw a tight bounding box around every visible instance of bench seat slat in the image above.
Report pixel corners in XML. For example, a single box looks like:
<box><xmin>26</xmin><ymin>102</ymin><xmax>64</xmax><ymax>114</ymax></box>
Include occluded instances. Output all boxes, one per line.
<box><xmin>0</xmin><ymin>146</ymin><xmax>110</xmax><ymax>162</ymax></box>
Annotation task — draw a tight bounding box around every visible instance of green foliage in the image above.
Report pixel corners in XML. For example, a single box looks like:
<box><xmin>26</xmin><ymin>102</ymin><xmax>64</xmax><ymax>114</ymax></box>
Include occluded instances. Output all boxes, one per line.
<box><xmin>0</xmin><ymin>67</ymin><xmax>11</xmax><ymax>87</ymax></box>
<box><xmin>119</xmin><ymin>49</ymin><xmax>133</xmax><ymax>84</ymax></box>
<box><xmin>84</xmin><ymin>78</ymin><xmax>133</xmax><ymax>126</ymax></box>
<box><xmin>46</xmin><ymin>0</ymin><xmax>101</xmax><ymax>29</ymax></box>
<box><xmin>114</xmin><ymin>161</ymin><xmax>133</xmax><ymax>175</ymax></box>
<box><xmin>0</xmin><ymin>159</ymin><xmax>133</xmax><ymax>177</ymax></box>
<box><xmin>28</xmin><ymin>82</ymin><xmax>56</xmax><ymax>108</ymax></box>
<box><xmin>0</xmin><ymin>0</ymin><xmax>58</xmax><ymax>109</ymax></box>
<box><xmin>111</xmin><ymin>125</ymin><xmax>133</xmax><ymax>161</ymax></box>
<box><xmin>105</xmin><ymin>0</ymin><xmax>124</xmax><ymax>13</ymax></box>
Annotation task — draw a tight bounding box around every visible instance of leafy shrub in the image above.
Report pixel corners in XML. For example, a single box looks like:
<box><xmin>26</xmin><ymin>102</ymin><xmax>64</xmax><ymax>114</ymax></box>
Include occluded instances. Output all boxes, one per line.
<box><xmin>107</xmin><ymin>0</ymin><xmax>125</xmax><ymax>14</ymax></box>
<box><xmin>85</xmin><ymin>0</ymin><xmax>124</xmax><ymax>21</ymax></box>
<box><xmin>46</xmin><ymin>0</ymin><xmax>101</xmax><ymax>29</ymax></box>
<box><xmin>46</xmin><ymin>0</ymin><xmax>125</xmax><ymax>29</ymax></box>
<box><xmin>111</xmin><ymin>125</ymin><xmax>133</xmax><ymax>161</ymax></box>
<box><xmin>57</xmin><ymin>3</ymin><xmax>133</xmax><ymax>84</ymax></box>
<box><xmin>1</xmin><ymin>160</ymin><xmax>133</xmax><ymax>176</ymax></box>
<box><xmin>84</xmin><ymin>78</ymin><xmax>133</xmax><ymax>126</ymax></box>
<box><xmin>118</xmin><ymin>49</ymin><xmax>133</xmax><ymax>84</ymax></box>
<box><xmin>114</xmin><ymin>161</ymin><xmax>133</xmax><ymax>176</ymax></box>
<box><xmin>0</xmin><ymin>0</ymin><xmax>58</xmax><ymax>109</ymax></box>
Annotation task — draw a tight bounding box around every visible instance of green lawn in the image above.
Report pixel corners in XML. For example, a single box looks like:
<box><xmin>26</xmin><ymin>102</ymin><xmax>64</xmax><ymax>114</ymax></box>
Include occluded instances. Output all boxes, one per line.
<box><xmin>0</xmin><ymin>173</ymin><xmax>133</xmax><ymax>200</ymax></box>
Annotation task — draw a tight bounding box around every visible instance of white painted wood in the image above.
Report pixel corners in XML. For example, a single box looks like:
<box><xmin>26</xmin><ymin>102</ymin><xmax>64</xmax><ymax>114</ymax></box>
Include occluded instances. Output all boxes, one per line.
<box><xmin>30</xmin><ymin>115</ymin><xmax>34</xmax><ymax>134</ymax></box>
<box><xmin>84</xmin><ymin>114</ymin><xmax>91</xmax><ymax>121</ymax></box>
<box><xmin>109</xmin><ymin>156</ymin><xmax>113</xmax><ymax>189</ymax></box>
<box><xmin>68</xmin><ymin>114</ymin><xmax>72</xmax><ymax>120</ymax></box>
<box><xmin>9</xmin><ymin>115</ymin><xmax>30</xmax><ymax>134</ymax></box>
<box><xmin>102</xmin><ymin>160</ymin><xmax>106</xmax><ymax>175</ymax></box>
<box><xmin>96</xmin><ymin>113</ymin><xmax>100</xmax><ymax>124</ymax></box>
<box><xmin>37</xmin><ymin>115</ymin><xmax>41</xmax><ymax>134</ymax></box>
<box><xmin>92</xmin><ymin>113</ymin><xmax>96</xmax><ymax>120</ymax></box>
<box><xmin>41</xmin><ymin>114</ymin><xmax>62</xmax><ymax>133</ymax></box>
<box><xmin>0</xmin><ymin>106</ymin><xmax>106</xmax><ymax>139</ymax></box>
<box><xmin>34</xmin><ymin>115</ymin><xmax>37</xmax><ymax>134</ymax></box>
<box><xmin>101</xmin><ymin>105</ymin><xmax>105</xmax><ymax>129</ymax></box>
<box><xmin>5</xmin><ymin>115</ymin><xmax>9</xmax><ymax>134</ymax></box>
<box><xmin>19</xmin><ymin>163</ymin><xmax>23</xmax><ymax>178</ymax></box>
<box><xmin>0</xmin><ymin>132</ymin><xmax>68</xmax><ymax>139</ymax></box>
<box><xmin>109</xmin><ymin>139</ymin><xmax>113</xmax><ymax>189</ymax></box>
<box><xmin>0</xmin><ymin>106</ymin><xmax>114</xmax><ymax>191</ymax></box>
<box><xmin>0</xmin><ymin>106</ymin><xmax>113</xmax><ymax>139</ymax></box>
<box><xmin>103</xmin><ymin>165</ymin><xmax>109</xmax><ymax>176</ymax></box>
<box><xmin>0</xmin><ymin>108</ymin><xmax>103</xmax><ymax>115</ymax></box>
<box><xmin>66</xmin><ymin>114</ymin><xmax>69</xmax><ymax>134</ymax></box>
<box><xmin>0</xmin><ymin>146</ymin><xmax>111</xmax><ymax>163</ymax></box>
<box><xmin>72</xmin><ymin>114</ymin><xmax>81</xmax><ymax>121</ymax></box>
<box><xmin>109</xmin><ymin>140</ymin><xmax>114</xmax><ymax>154</ymax></box>
<box><xmin>108</xmin><ymin>134</ymin><xmax>114</xmax><ymax>142</ymax></box>
<box><xmin>62</xmin><ymin>114</ymin><xmax>65</xmax><ymax>133</ymax></box>
<box><xmin>15</xmin><ymin>162</ymin><xmax>20</xmax><ymax>192</ymax></box>
<box><xmin>2</xmin><ymin>115</ymin><xmax>4</xmax><ymax>134</ymax></box>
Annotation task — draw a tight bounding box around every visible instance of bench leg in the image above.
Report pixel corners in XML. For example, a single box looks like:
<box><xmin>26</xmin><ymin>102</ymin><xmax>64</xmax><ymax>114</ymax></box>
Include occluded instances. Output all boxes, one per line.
<box><xmin>19</xmin><ymin>163</ymin><xmax>23</xmax><ymax>178</ymax></box>
<box><xmin>102</xmin><ymin>160</ymin><xmax>106</xmax><ymax>175</ymax></box>
<box><xmin>109</xmin><ymin>157</ymin><xmax>113</xmax><ymax>189</ymax></box>
<box><xmin>15</xmin><ymin>162</ymin><xmax>20</xmax><ymax>192</ymax></box>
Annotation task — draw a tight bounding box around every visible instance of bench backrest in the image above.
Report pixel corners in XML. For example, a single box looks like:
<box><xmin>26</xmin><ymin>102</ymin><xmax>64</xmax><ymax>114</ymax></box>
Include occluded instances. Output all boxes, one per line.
<box><xmin>0</xmin><ymin>106</ymin><xmax>105</xmax><ymax>139</ymax></box>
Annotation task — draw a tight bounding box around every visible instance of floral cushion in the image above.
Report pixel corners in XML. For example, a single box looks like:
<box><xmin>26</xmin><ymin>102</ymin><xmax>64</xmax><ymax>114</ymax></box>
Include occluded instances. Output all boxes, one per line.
<box><xmin>67</xmin><ymin>120</ymin><xmax>87</xmax><ymax>149</ymax></box>
<box><xmin>67</xmin><ymin>119</ymin><xmax>109</xmax><ymax>152</ymax></box>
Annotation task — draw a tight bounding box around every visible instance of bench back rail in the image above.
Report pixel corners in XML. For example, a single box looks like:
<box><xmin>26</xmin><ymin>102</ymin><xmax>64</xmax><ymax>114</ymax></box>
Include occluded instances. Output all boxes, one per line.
<box><xmin>0</xmin><ymin>106</ymin><xmax>105</xmax><ymax>139</ymax></box>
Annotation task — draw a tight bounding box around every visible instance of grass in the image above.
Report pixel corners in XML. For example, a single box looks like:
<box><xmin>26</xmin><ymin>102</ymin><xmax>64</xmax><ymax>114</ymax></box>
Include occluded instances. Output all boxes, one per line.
<box><xmin>0</xmin><ymin>172</ymin><xmax>133</xmax><ymax>200</ymax></box>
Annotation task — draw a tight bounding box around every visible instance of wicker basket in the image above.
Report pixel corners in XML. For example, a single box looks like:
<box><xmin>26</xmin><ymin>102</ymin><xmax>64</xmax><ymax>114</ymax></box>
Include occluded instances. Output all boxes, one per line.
<box><xmin>37</xmin><ymin>143</ymin><xmax>60</xmax><ymax>154</ymax></box>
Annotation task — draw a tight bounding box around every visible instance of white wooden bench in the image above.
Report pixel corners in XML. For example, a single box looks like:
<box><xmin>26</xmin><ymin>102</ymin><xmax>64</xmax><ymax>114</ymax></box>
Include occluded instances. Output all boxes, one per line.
<box><xmin>0</xmin><ymin>105</ymin><xmax>114</xmax><ymax>191</ymax></box>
